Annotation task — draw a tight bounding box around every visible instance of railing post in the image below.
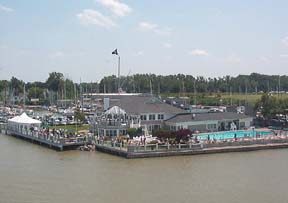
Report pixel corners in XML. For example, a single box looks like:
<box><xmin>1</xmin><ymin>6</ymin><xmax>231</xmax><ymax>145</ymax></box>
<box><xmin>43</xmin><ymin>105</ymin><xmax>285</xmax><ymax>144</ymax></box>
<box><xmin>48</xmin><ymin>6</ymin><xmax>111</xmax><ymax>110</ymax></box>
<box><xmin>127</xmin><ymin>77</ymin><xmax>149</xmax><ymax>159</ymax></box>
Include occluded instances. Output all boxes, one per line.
<box><xmin>167</xmin><ymin>143</ymin><xmax>169</xmax><ymax>150</ymax></box>
<box><xmin>156</xmin><ymin>143</ymin><xmax>158</xmax><ymax>150</ymax></box>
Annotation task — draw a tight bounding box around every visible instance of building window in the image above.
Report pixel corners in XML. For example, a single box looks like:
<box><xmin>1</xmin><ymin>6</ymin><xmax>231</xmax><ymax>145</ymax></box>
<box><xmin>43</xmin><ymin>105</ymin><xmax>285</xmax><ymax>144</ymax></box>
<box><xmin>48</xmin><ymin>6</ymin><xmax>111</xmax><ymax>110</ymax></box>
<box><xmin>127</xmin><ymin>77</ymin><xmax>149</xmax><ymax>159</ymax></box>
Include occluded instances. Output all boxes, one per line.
<box><xmin>149</xmin><ymin>114</ymin><xmax>155</xmax><ymax>120</ymax></box>
<box><xmin>158</xmin><ymin>114</ymin><xmax>164</xmax><ymax>120</ymax></box>
<box><xmin>140</xmin><ymin>115</ymin><xmax>147</xmax><ymax>121</ymax></box>
<box><xmin>119</xmin><ymin>130</ymin><xmax>127</xmax><ymax>135</ymax></box>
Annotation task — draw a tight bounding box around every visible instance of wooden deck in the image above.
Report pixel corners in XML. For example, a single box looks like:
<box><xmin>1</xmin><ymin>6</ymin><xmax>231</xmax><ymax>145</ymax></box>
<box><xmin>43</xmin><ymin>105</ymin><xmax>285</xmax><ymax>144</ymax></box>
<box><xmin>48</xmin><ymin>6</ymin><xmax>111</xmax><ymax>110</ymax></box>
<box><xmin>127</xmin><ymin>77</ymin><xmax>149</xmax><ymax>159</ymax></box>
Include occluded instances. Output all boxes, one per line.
<box><xmin>6</xmin><ymin>129</ymin><xmax>87</xmax><ymax>151</ymax></box>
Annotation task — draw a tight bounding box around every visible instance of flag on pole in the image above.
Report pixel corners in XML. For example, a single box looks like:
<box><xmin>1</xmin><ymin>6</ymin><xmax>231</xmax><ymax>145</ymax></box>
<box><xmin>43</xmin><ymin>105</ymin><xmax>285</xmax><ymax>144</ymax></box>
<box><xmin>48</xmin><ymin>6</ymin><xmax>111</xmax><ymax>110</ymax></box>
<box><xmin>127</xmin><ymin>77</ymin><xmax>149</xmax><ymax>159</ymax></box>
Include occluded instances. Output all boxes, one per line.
<box><xmin>112</xmin><ymin>49</ymin><xmax>118</xmax><ymax>55</ymax></box>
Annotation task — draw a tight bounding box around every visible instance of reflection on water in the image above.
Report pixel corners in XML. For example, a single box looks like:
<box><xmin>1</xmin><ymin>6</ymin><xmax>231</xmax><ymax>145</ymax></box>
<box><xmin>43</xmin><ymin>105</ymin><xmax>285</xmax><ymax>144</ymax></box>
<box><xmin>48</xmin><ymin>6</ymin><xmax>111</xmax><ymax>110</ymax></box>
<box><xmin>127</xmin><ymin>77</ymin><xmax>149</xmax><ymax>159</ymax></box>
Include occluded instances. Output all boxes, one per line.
<box><xmin>1</xmin><ymin>134</ymin><xmax>288</xmax><ymax>203</ymax></box>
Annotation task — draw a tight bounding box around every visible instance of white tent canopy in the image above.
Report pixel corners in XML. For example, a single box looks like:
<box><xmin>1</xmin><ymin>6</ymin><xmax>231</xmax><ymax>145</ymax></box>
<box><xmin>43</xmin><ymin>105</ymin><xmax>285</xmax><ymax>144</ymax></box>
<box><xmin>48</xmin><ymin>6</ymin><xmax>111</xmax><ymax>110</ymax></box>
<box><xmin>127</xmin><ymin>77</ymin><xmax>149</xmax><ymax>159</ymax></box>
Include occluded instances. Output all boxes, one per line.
<box><xmin>8</xmin><ymin>112</ymin><xmax>41</xmax><ymax>125</ymax></box>
<box><xmin>7</xmin><ymin>112</ymin><xmax>42</xmax><ymax>133</ymax></box>
<box><xmin>8</xmin><ymin>115</ymin><xmax>20</xmax><ymax>122</ymax></box>
<box><xmin>17</xmin><ymin>112</ymin><xmax>41</xmax><ymax>124</ymax></box>
<box><xmin>105</xmin><ymin>106</ymin><xmax>126</xmax><ymax>115</ymax></box>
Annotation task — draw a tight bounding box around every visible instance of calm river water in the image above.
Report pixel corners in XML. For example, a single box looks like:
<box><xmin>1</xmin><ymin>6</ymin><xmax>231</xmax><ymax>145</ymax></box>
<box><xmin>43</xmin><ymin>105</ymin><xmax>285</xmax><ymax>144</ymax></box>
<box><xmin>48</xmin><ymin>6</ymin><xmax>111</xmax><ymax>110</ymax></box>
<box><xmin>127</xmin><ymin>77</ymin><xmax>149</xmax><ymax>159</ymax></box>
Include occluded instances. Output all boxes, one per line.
<box><xmin>1</xmin><ymin>134</ymin><xmax>288</xmax><ymax>203</ymax></box>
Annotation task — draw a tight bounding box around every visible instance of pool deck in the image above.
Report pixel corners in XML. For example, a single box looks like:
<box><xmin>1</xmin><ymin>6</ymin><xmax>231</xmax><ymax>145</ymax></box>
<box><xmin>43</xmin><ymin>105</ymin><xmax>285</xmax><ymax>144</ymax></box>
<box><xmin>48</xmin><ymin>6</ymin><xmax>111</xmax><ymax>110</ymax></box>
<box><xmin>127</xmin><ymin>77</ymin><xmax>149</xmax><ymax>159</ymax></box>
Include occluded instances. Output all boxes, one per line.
<box><xmin>95</xmin><ymin>138</ymin><xmax>288</xmax><ymax>159</ymax></box>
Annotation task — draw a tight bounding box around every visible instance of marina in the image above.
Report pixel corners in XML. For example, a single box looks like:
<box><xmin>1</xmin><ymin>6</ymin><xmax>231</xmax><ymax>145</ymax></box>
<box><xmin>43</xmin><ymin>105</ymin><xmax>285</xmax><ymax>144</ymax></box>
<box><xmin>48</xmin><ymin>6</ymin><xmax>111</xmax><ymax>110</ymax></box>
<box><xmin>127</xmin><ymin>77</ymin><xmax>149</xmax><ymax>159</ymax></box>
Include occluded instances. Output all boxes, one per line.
<box><xmin>1</xmin><ymin>104</ymin><xmax>288</xmax><ymax>158</ymax></box>
<box><xmin>2</xmin><ymin>1</ymin><xmax>288</xmax><ymax>202</ymax></box>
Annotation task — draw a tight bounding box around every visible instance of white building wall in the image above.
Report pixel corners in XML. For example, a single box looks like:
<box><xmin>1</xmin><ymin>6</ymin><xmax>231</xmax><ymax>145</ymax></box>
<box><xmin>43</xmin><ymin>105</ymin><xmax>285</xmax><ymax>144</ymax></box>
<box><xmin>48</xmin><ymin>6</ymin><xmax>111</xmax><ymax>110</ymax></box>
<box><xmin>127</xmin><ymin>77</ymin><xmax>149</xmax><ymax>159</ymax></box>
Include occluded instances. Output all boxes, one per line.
<box><xmin>166</xmin><ymin>117</ymin><xmax>253</xmax><ymax>132</ymax></box>
<box><xmin>165</xmin><ymin>120</ymin><xmax>218</xmax><ymax>131</ymax></box>
<box><xmin>176</xmin><ymin>120</ymin><xmax>217</xmax><ymax>129</ymax></box>
<box><xmin>240</xmin><ymin>118</ymin><xmax>253</xmax><ymax>128</ymax></box>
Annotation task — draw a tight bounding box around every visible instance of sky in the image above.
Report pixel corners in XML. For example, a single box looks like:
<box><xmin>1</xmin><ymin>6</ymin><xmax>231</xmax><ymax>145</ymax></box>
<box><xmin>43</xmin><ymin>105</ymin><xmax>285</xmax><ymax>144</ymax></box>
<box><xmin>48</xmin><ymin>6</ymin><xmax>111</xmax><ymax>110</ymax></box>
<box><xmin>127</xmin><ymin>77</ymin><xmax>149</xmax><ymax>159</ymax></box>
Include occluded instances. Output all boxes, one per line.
<box><xmin>1</xmin><ymin>0</ymin><xmax>288</xmax><ymax>82</ymax></box>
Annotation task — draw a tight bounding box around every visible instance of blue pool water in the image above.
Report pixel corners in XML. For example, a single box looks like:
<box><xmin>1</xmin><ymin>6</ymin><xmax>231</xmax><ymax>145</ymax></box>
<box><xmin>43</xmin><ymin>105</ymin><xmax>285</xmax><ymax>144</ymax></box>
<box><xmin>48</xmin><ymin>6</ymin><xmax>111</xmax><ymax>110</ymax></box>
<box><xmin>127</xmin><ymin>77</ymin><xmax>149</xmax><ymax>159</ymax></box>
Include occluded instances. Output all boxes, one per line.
<box><xmin>196</xmin><ymin>130</ymin><xmax>273</xmax><ymax>141</ymax></box>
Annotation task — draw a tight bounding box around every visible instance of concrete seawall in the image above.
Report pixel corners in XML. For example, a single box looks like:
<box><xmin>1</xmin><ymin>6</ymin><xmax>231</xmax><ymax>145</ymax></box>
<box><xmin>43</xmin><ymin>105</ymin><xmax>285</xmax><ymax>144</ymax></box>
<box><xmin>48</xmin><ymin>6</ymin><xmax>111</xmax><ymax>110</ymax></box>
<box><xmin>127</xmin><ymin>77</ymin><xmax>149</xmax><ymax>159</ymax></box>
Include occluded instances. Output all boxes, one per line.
<box><xmin>95</xmin><ymin>143</ymin><xmax>288</xmax><ymax>159</ymax></box>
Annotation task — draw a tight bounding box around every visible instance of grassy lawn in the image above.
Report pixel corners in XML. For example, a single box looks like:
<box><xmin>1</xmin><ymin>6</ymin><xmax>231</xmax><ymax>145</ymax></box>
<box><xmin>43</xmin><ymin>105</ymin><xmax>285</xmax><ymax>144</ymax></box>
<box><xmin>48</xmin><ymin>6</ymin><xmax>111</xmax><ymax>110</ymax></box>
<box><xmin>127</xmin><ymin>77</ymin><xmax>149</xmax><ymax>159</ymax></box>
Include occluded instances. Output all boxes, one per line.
<box><xmin>51</xmin><ymin>124</ymin><xmax>90</xmax><ymax>133</ymax></box>
<box><xmin>221</xmin><ymin>93</ymin><xmax>288</xmax><ymax>105</ymax></box>
<box><xmin>220</xmin><ymin>94</ymin><xmax>261</xmax><ymax>105</ymax></box>
<box><xmin>162</xmin><ymin>92</ymin><xmax>288</xmax><ymax>106</ymax></box>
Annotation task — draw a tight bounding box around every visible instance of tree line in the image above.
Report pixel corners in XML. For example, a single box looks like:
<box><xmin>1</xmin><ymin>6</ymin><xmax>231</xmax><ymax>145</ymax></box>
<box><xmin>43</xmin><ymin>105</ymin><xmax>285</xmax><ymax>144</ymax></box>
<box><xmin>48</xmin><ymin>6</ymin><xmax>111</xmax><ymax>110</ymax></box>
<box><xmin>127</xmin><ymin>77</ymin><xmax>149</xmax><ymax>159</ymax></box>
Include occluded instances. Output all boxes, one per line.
<box><xmin>0</xmin><ymin>72</ymin><xmax>288</xmax><ymax>105</ymax></box>
<box><xmin>0</xmin><ymin>72</ymin><xmax>98</xmax><ymax>105</ymax></box>
<box><xmin>255</xmin><ymin>94</ymin><xmax>288</xmax><ymax>119</ymax></box>
<box><xmin>99</xmin><ymin>73</ymin><xmax>288</xmax><ymax>94</ymax></box>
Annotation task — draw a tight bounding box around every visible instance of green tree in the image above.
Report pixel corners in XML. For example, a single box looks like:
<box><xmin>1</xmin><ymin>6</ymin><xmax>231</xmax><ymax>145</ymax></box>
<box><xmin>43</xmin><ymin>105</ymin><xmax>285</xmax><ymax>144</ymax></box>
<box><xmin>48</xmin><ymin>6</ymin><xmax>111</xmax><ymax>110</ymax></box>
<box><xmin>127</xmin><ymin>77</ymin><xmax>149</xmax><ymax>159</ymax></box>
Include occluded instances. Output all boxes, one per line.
<box><xmin>27</xmin><ymin>87</ymin><xmax>45</xmax><ymax>101</ymax></box>
<box><xmin>74</xmin><ymin>108</ymin><xmax>85</xmax><ymax>125</ymax></box>
<box><xmin>127</xmin><ymin>128</ymin><xmax>142</xmax><ymax>138</ymax></box>
<box><xmin>255</xmin><ymin>94</ymin><xmax>277</xmax><ymax>119</ymax></box>
<box><xmin>46</xmin><ymin>72</ymin><xmax>64</xmax><ymax>92</ymax></box>
<box><xmin>10</xmin><ymin>77</ymin><xmax>24</xmax><ymax>95</ymax></box>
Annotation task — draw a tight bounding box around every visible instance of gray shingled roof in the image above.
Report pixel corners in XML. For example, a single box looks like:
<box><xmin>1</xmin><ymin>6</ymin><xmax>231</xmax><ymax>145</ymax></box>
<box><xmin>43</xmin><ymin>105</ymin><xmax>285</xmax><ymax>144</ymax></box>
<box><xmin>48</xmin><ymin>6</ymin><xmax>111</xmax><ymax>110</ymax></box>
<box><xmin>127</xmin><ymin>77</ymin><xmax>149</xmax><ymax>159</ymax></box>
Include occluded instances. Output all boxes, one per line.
<box><xmin>110</xmin><ymin>96</ymin><xmax>186</xmax><ymax>115</ymax></box>
<box><xmin>165</xmin><ymin>112</ymin><xmax>252</xmax><ymax>123</ymax></box>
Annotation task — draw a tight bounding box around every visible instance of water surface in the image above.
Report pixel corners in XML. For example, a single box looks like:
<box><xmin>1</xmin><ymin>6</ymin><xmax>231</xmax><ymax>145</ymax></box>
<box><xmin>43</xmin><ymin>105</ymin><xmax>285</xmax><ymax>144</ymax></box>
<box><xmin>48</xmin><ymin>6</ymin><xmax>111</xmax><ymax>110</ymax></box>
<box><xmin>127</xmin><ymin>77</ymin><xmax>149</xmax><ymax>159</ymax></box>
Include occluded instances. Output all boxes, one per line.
<box><xmin>0</xmin><ymin>134</ymin><xmax>287</xmax><ymax>203</ymax></box>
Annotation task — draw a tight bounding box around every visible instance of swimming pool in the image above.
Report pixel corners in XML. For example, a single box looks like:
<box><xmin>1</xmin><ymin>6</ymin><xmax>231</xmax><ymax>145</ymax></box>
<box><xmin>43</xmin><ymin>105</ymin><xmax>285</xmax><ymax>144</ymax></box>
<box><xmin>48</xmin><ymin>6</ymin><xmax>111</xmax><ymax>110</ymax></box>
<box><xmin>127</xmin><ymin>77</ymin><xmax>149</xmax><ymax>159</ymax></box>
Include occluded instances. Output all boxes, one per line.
<box><xmin>196</xmin><ymin>130</ymin><xmax>273</xmax><ymax>141</ymax></box>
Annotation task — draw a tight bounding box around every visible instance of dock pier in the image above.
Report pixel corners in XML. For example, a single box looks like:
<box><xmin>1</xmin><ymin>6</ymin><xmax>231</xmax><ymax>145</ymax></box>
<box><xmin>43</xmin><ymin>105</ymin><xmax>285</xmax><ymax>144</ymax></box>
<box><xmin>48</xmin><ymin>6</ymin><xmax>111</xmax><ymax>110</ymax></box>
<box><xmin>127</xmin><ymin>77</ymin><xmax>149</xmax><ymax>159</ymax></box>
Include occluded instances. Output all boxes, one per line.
<box><xmin>95</xmin><ymin>137</ymin><xmax>288</xmax><ymax>159</ymax></box>
<box><xmin>6</xmin><ymin>129</ymin><xmax>88</xmax><ymax>151</ymax></box>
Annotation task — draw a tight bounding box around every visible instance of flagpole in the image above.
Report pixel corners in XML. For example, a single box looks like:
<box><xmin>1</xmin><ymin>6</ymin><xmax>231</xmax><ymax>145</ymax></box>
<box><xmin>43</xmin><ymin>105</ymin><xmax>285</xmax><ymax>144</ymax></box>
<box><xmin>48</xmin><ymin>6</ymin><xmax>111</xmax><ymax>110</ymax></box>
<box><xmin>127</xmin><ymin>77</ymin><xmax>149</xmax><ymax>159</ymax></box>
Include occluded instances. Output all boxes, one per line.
<box><xmin>118</xmin><ymin>55</ymin><xmax>120</xmax><ymax>93</ymax></box>
<box><xmin>112</xmin><ymin>49</ymin><xmax>120</xmax><ymax>93</ymax></box>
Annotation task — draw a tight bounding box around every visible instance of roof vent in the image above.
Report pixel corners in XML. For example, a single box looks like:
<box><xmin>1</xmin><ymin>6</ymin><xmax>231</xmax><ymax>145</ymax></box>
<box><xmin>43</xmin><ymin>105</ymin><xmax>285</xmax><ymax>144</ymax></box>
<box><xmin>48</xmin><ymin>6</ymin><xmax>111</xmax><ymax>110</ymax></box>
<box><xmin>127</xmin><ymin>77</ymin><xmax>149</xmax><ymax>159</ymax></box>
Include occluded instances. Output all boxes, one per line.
<box><xmin>192</xmin><ymin>114</ymin><xmax>196</xmax><ymax>119</ymax></box>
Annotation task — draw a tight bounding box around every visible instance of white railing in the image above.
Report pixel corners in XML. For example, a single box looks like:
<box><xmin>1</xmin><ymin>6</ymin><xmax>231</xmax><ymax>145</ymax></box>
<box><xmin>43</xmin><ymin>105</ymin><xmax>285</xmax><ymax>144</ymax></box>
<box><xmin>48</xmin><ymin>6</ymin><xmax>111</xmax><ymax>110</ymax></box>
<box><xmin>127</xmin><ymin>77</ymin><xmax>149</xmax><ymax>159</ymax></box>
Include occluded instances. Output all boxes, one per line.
<box><xmin>7</xmin><ymin>128</ymin><xmax>88</xmax><ymax>146</ymax></box>
<box><xmin>96</xmin><ymin>136</ymin><xmax>288</xmax><ymax>153</ymax></box>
